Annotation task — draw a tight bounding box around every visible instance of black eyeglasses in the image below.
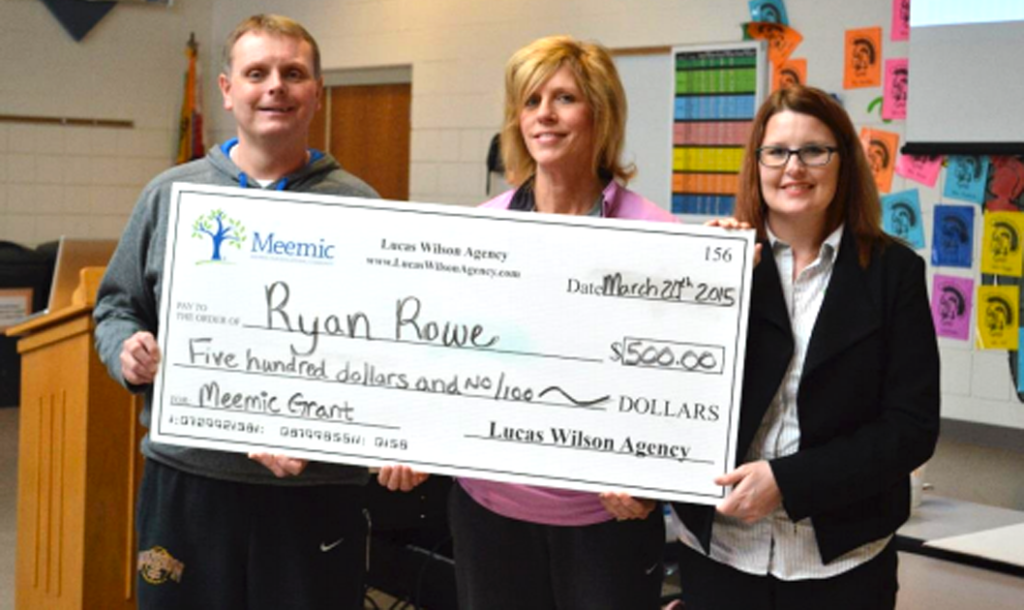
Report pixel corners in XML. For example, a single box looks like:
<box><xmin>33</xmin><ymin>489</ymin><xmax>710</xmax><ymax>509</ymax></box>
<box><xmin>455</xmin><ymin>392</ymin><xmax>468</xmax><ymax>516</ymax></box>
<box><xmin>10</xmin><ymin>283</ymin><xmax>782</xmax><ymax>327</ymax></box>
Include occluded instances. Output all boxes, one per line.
<box><xmin>756</xmin><ymin>145</ymin><xmax>839</xmax><ymax>168</ymax></box>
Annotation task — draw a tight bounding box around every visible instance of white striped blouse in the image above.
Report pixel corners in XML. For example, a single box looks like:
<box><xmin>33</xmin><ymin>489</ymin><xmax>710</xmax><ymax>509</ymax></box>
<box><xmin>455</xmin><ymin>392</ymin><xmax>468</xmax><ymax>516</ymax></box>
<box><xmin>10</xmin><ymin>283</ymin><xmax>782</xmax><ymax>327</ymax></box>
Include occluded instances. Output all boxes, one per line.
<box><xmin>677</xmin><ymin>224</ymin><xmax>890</xmax><ymax>579</ymax></box>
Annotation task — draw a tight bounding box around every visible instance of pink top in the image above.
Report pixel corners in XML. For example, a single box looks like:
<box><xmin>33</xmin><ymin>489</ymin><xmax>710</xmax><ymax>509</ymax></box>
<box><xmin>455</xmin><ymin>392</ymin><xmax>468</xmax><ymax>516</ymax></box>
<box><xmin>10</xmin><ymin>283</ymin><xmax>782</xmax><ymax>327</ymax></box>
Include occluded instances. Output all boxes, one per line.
<box><xmin>460</xmin><ymin>180</ymin><xmax>677</xmax><ymax>526</ymax></box>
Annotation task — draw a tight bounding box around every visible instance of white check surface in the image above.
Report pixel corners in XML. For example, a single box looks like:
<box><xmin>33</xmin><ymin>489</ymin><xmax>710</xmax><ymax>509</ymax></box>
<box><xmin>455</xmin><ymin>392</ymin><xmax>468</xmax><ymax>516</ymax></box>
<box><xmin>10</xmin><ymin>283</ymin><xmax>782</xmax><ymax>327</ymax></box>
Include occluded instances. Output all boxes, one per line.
<box><xmin>152</xmin><ymin>183</ymin><xmax>753</xmax><ymax>503</ymax></box>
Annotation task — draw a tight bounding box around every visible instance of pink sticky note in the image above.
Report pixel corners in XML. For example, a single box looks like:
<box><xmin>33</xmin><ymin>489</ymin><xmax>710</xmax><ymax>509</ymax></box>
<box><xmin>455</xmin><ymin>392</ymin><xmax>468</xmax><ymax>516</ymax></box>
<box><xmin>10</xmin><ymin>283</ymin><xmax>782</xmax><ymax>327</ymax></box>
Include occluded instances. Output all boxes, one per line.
<box><xmin>882</xmin><ymin>58</ymin><xmax>908</xmax><ymax>120</ymax></box>
<box><xmin>896</xmin><ymin>154</ymin><xmax>943</xmax><ymax>188</ymax></box>
<box><xmin>932</xmin><ymin>275</ymin><xmax>973</xmax><ymax>341</ymax></box>
<box><xmin>892</xmin><ymin>0</ymin><xmax>910</xmax><ymax>41</ymax></box>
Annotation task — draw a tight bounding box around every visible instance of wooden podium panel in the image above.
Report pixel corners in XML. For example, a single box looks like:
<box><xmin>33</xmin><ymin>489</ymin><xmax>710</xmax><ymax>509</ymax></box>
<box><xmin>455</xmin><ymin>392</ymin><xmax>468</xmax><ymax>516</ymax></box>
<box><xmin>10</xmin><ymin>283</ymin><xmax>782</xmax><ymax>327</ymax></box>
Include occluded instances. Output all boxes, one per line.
<box><xmin>9</xmin><ymin>274</ymin><xmax>145</xmax><ymax>609</ymax></box>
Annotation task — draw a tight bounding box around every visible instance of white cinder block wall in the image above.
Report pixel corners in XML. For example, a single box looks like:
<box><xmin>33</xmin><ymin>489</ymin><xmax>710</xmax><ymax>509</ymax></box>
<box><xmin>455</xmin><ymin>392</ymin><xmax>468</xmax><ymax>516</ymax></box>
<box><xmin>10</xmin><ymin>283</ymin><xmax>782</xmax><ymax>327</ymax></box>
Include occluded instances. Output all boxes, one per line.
<box><xmin>1</xmin><ymin>0</ymin><xmax>1022</xmax><ymax>497</ymax></box>
<box><xmin>0</xmin><ymin>0</ymin><xmax>215</xmax><ymax>245</ymax></box>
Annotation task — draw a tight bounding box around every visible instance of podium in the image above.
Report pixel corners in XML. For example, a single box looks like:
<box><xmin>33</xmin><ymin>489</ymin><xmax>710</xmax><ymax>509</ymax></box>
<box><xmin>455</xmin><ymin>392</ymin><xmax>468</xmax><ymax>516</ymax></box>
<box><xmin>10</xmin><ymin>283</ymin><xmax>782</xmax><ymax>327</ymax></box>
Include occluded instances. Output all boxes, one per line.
<box><xmin>6</xmin><ymin>268</ymin><xmax>145</xmax><ymax>610</ymax></box>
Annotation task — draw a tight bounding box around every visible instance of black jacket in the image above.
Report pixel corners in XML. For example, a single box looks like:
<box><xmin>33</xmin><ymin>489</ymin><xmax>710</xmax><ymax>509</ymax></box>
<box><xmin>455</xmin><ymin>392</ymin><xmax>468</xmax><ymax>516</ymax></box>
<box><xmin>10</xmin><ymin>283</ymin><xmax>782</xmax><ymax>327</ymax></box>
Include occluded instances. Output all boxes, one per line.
<box><xmin>674</xmin><ymin>230</ymin><xmax>940</xmax><ymax>564</ymax></box>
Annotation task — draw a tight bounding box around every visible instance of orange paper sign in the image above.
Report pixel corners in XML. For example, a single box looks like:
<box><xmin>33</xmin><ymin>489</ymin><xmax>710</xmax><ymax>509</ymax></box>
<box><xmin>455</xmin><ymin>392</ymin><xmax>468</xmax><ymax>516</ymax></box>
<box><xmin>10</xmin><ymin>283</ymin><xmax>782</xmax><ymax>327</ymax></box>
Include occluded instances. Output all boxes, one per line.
<box><xmin>860</xmin><ymin>127</ymin><xmax>900</xmax><ymax>193</ymax></box>
<box><xmin>844</xmin><ymin>27</ymin><xmax>882</xmax><ymax>89</ymax></box>
<box><xmin>744</xmin><ymin>22</ymin><xmax>803</xmax><ymax>67</ymax></box>
<box><xmin>773</xmin><ymin>58</ymin><xmax>807</xmax><ymax>91</ymax></box>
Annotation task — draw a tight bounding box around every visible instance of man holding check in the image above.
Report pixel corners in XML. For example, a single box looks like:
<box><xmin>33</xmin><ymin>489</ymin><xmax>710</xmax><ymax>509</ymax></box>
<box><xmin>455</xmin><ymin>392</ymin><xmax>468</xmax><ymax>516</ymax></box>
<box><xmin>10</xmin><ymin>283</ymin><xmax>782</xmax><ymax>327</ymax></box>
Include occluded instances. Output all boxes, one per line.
<box><xmin>94</xmin><ymin>14</ymin><xmax>377</xmax><ymax>610</ymax></box>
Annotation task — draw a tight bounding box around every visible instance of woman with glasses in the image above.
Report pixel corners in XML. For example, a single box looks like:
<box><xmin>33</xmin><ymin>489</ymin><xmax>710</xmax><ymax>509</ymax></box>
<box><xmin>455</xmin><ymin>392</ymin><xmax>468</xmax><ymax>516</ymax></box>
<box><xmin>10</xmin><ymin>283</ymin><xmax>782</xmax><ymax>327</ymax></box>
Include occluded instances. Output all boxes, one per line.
<box><xmin>672</xmin><ymin>86</ymin><xmax>940</xmax><ymax>609</ymax></box>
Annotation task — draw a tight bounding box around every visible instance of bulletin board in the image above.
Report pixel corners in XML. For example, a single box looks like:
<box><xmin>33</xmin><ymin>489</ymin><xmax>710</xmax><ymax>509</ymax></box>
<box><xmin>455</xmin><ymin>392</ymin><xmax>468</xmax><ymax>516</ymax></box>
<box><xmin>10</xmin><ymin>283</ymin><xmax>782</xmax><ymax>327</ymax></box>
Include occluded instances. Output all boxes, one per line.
<box><xmin>613</xmin><ymin>0</ymin><xmax>1024</xmax><ymax>433</ymax></box>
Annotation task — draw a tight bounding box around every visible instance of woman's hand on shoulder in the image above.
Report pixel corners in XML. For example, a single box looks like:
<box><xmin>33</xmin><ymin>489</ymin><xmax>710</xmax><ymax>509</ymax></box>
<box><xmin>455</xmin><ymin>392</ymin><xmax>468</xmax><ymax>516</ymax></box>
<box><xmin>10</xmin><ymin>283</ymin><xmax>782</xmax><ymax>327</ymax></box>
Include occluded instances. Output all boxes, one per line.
<box><xmin>599</xmin><ymin>491</ymin><xmax>657</xmax><ymax>520</ymax></box>
<box><xmin>377</xmin><ymin>465</ymin><xmax>429</xmax><ymax>492</ymax></box>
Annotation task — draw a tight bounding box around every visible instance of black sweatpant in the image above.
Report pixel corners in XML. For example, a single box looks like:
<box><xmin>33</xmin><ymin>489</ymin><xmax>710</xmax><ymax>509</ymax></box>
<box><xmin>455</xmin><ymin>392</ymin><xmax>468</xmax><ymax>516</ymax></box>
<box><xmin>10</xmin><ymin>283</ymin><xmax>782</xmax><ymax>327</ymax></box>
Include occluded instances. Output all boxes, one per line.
<box><xmin>136</xmin><ymin>459</ymin><xmax>367</xmax><ymax>610</ymax></box>
<box><xmin>449</xmin><ymin>482</ymin><xmax>665</xmax><ymax>610</ymax></box>
<box><xmin>675</xmin><ymin>538</ymin><xmax>899</xmax><ymax>610</ymax></box>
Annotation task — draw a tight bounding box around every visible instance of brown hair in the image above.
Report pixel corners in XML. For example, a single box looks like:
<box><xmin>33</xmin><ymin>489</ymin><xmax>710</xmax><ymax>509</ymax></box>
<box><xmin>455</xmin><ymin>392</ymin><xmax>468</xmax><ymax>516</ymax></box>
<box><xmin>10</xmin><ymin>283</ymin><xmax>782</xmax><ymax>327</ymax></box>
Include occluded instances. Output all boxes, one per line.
<box><xmin>500</xmin><ymin>35</ymin><xmax>634</xmax><ymax>186</ymax></box>
<box><xmin>734</xmin><ymin>86</ymin><xmax>890</xmax><ymax>266</ymax></box>
<box><xmin>222</xmin><ymin>14</ymin><xmax>321</xmax><ymax>79</ymax></box>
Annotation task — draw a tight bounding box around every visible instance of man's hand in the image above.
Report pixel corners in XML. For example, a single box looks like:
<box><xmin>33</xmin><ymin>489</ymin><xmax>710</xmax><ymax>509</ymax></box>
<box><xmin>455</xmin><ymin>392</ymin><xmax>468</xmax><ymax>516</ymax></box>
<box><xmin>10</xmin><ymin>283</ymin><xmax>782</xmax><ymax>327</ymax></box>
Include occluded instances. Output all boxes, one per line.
<box><xmin>249</xmin><ymin>453</ymin><xmax>309</xmax><ymax>478</ymax></box>
<box><xmin>599</xmin><ymin>492</ymin><xmax>657</xmax><ymax>521</ymax></box>
<box><xmin>715</xmin><ymin>460</ymin><xmax>782</xmax><ymax>524</ymax></box>
<box><xmin>377</xmin><ymin>465</ymin><xmax>429</xmax><ymax>492</ymax></box>
<box><xmin>120</xmin><ymin>331</ymin><xmax>161</xmax><ymax>385</ymax></box>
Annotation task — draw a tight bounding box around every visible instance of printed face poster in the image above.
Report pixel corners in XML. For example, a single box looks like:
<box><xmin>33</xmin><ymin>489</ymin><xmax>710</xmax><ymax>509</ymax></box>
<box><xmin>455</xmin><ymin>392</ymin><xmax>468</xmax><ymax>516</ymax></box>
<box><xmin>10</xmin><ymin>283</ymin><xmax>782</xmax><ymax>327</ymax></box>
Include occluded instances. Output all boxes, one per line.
<box><xmin>749</xmin><ymin>0</ymin><xmax>789</xmax><ymax>25</ymax></box>
<box><xmin>882</xmin><ymin>58</ymin><xmax>908</xmax><ymax>120</ymax></box>
<box><xmin>981</xmin><ymin>211</ymin><xmax>1024</xmax><ymax>277</ymax></box>
<box><xmin>882</xmin><ymin>189</ymin><xmax>925</xmax><ymax>249</ymax></box>
<box><xmin>844</xmin><ymin>27</ymin><xmax>882</xmax><ymax>89</ymax></box>
<box><xmin>744</xmin><ymin>22</ymin><xmax>802</xmax><ymax>66</ymax></box>
<box><xmin>896</xmin><ymin>154</ymin><xmax>943</xmax><ymax>188</ymax></box>
<box><xmin>977</xmin><ymin>285</ymin><xmax>1018</xmax><ymax>350</ymax></box>
<box><xmin>932</xmin><ymin>275</ymin><xmax>972</xmax><ymax>341</ymax></box>
<box><xmin>772</xmin><ymin>58</ymin><xmax>806</xmax><ymax>91</ymax></box>
<box><xmin>944</xmin><ymin>156</ymin><xmax>991</xmax><ymax>204</ymax></box>
<box><xmin>892</xmin><ymin>0</ymin><xmax>911</xmax><ymax>41</ymax></box>
<box><xmin>985</xmin><ymin>156</ymin><xmax>1024</xmax><ymax>212</ymax></box>
<box><xmin>860</xmin><ymin>127</ymin><xmax>899</xmax><ymax>193</ymax></box>
<box><xmin>931</xmin><ymin>205</ymin><xmax>974</xmax><ymax>268</ymax></box>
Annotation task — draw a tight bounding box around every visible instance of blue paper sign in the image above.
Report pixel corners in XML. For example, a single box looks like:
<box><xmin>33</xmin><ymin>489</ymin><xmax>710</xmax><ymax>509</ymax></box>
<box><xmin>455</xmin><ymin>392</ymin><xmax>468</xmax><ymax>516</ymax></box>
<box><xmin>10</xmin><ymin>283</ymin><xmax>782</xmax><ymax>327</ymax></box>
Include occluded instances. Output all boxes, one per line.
<box><xmin>749</xmin><ymin>0</ymin><xmax>789</xmax><ymax>25</ymax></box>
<box><xmin>882</xmin><ymin>189</ymin><xmax>925</xmax><ymax>249</ymax></box>
<box><xmin>944</xmin><ymin>156</ymin><xmax>991</xmax><ymax>204</ymax></box>
<box><xmin>931</xmin><ymin>205</ymin><xmax>975</xmax><ymax>268</ymax></box>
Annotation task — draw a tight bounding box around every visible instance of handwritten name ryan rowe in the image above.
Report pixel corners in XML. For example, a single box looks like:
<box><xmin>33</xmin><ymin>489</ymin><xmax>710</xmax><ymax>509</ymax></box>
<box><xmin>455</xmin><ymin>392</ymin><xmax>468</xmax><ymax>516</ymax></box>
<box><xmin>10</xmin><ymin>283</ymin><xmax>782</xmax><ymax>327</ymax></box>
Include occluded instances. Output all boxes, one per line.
<box><xmin>486</xmin><ymin>421</ymin><xmax>692</xmax><ymax>462</ymax></box>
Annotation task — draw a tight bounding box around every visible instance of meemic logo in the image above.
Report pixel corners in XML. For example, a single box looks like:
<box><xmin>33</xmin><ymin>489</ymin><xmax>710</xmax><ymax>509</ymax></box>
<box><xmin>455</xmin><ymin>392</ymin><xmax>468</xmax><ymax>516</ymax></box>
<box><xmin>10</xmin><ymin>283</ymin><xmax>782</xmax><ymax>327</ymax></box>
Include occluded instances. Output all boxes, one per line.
<box><xmin>192</xmin><ymin>209</ymin><xmax>248</xmax><ymax>264</ymax></box>
<box><xmin>250</xmin><ymin>231</ymin><xmax>336</xmax><ymax>263</ymax></box>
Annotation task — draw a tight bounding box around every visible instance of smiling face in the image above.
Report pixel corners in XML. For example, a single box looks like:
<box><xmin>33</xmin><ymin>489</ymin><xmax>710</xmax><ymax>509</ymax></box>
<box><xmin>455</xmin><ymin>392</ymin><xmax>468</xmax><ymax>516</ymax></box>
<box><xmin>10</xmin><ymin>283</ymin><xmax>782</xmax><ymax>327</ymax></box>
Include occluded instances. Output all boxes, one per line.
<box><xmin>219</xmin><ymin>31</ymin><xmax>322</xmax><ymax>148</ymax></box>
<box><xmin>518</xmin><ymin>64</ymin><xmax>596</xmax><ymax>177</ymax></box>
<box><xmin>759</xmin><ymin>110</ymin><xmax>840</xmax><ymax>236</ymax></box>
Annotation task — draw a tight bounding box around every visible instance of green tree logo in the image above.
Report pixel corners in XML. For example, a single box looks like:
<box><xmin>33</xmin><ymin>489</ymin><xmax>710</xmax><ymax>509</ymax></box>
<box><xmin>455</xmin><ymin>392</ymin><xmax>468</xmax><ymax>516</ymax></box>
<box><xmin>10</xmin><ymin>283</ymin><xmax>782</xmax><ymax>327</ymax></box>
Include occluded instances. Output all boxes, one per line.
<box><xmin>192</xmin><ymin>209</ymin><xmax>247</xmax><ymax>262</ymax></box>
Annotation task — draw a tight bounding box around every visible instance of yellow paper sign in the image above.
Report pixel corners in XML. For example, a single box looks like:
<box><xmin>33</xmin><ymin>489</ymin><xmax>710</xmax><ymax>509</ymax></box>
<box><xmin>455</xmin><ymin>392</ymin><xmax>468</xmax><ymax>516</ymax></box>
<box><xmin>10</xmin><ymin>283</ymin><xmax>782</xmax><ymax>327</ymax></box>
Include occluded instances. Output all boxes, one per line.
<box><xmin>981</xmin><ymin>211</ymin><xmax>1024</xmax><ymax>277</ymax></box>
<box><xmin>976</xmin><ymin>285</ymin><xmax>1019</xmax><ymax>350</ymax></box>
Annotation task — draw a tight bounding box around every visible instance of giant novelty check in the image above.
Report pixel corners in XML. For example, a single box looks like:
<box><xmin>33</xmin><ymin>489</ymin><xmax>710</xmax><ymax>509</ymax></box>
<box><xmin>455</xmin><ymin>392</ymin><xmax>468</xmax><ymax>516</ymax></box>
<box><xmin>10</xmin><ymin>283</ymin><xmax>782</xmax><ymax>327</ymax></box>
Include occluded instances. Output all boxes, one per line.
<box><xmin>152</xmin><ymin>183</ymin><xmax>754</xmax><ymax>504</ymax></box>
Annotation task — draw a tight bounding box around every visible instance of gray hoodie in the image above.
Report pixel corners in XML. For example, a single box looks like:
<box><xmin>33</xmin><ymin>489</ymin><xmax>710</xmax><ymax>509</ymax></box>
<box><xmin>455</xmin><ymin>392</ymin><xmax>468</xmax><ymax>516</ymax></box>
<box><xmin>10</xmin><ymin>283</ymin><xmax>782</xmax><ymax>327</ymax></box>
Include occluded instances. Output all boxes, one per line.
<box><xmin>94</xmin><ymin>141</ymin><xmax>377</xmax><ymax>485</ymax></box>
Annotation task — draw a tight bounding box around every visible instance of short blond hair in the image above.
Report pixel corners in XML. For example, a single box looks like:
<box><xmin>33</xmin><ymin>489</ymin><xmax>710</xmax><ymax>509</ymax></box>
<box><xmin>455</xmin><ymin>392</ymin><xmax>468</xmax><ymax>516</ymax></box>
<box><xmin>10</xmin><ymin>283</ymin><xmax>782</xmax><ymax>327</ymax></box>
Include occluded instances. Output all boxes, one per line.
<box><xmin>222</xmin><ymin>14</ymin><xmax>321</xmax><ymax>79</ymax></box>
<box><xmin>501</xmin><ymin>35</ymin><xmax>635</xmax><ymax>186</ymax></box>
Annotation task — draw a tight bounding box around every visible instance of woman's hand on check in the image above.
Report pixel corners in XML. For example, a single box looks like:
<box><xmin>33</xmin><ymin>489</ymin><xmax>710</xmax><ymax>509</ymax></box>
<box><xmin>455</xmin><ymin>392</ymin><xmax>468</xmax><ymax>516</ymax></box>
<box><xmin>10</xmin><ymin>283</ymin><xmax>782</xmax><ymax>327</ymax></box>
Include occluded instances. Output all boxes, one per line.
<box><xmin>248</xmin><ymin>453</ymin><xmax>309</xmax><ymax>477</ymax></box>
<box><xmin>704</xmin><ymin>217</ymin><xmax>762</xmax><ymax>266</ymax></box>
<box><xmin>377</xmin><ymin>465</ymin><xmax>429</xmax><ymax>492</ymax></box>
<box><xmin>599</xmin><ymin>492</ymin><xmax>657</xmax><ymax>520</ymax></box>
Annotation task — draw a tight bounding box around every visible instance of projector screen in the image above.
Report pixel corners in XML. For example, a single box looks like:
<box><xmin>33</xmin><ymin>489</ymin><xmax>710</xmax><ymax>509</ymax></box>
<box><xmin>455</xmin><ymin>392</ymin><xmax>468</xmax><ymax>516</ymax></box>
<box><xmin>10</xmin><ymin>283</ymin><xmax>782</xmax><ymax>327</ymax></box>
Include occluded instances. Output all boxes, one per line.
<box><xmin>904</xmin><ymin>0</ymin><xmax>1024</xmax><ymax>155</ymax></box>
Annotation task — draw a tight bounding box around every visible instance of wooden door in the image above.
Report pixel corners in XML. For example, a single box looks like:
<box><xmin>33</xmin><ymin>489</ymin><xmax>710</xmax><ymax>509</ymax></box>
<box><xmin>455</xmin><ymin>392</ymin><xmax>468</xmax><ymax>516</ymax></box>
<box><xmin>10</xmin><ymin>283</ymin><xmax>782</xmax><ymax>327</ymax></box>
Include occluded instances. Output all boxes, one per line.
<box><xmin>311</xmin><ymin>83</ymin><xmax>411</xmax><ymax>201</ymax></box>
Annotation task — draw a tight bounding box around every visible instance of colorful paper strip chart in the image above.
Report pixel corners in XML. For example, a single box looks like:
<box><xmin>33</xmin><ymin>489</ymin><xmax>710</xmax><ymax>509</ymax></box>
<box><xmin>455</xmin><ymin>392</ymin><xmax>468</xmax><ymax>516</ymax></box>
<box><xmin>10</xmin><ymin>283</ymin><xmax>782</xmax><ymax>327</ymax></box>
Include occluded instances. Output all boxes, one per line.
<box><xmin>671</xmin><ymin>46</ymin><xmax>761</xmax><ymax>216</ymax></box>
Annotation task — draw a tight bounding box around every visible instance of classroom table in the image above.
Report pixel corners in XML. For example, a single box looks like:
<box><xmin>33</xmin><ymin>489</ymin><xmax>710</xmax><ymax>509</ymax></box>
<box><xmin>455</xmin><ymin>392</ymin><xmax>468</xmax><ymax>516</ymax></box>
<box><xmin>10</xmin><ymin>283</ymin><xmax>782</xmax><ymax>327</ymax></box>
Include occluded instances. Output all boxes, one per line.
<box><xmin>897</xmin><ymin>494</ymin><xmax>1024</xmax><ymax>576</ymax></box>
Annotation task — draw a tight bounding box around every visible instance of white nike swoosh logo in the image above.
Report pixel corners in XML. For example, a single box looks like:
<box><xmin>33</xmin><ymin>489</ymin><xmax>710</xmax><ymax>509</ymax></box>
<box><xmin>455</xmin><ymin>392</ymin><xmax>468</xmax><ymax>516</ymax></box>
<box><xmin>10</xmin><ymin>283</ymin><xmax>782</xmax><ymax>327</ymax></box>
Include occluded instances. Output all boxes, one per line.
<box><xmin>320</xmin><ymin>538</ymin><xmax>344</xmax><ymax>552</ymax></box>
<box><xmin>645</xmin><ymin>562</ymin><xmax>660</xmax><ymax>575</ymax></box>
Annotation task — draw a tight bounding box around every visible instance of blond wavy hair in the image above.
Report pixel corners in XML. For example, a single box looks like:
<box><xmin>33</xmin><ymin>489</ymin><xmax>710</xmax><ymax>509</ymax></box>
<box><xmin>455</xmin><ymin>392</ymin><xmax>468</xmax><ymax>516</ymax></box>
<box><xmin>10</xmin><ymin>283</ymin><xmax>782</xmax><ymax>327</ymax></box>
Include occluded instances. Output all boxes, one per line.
<box><xmin>501</xmin><ymin>35</ymin><xmax>635</xmax><ymax>186</ymax></box>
